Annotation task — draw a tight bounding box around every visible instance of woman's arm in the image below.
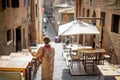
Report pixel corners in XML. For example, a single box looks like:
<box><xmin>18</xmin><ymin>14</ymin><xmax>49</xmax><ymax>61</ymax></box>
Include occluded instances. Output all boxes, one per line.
<box><xmin>28</xmin><ymin>47</ymin><xmax>43</xmax><ymax>58</ymax></box>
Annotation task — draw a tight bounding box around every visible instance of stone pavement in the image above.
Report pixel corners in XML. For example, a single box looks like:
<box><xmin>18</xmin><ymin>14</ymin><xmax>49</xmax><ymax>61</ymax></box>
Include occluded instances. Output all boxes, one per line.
<box><xmin>33</xmin><ymin>43</ymin><xmax>99</xmax><ymax>80</ymax></box>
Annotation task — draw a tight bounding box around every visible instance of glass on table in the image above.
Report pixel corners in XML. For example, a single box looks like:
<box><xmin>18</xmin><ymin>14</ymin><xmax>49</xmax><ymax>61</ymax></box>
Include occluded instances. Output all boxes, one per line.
<box><xmin>110</xmin><ymin>64</ymin><xmax>116</xmax><ymax>71</ymax></box>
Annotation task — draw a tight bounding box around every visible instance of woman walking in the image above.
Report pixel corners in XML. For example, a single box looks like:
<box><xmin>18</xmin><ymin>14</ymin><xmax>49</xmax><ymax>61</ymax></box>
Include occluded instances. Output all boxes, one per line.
<box><xmin>29</xmin><ymin>36</ymin><xmax>55</xmax><ymax>80</ymax></box>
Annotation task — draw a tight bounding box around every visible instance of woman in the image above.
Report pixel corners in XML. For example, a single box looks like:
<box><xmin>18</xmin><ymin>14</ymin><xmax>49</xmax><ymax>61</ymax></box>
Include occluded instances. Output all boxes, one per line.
<box><xmin>28</xmin><ymin>36</ymin><xmax>55</xmax><ymax>80</ymax></box>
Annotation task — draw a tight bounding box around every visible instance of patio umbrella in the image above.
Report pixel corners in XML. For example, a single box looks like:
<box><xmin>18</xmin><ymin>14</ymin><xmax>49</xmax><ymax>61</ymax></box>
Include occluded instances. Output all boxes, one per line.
<box><xmin>58</xmin><ymin>20</ymin><xmax>100</xmax><ymax>46</ymax></box>
<box><xmin>58</xmin><ymin>20</ymin><xmax>99</xmax><ymax>36</ymax></box>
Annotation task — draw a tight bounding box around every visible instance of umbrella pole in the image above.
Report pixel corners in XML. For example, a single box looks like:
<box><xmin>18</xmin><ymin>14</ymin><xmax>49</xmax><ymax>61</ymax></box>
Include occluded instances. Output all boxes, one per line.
<box><xmin>77</xmin><ymin>35</ymin><xmax>79</xmax><ymax>45</ymax></box>
<box><xmin>83</xmin><ymin>34</ymin><xmax>85</xmax><ymax>46</ymax></box>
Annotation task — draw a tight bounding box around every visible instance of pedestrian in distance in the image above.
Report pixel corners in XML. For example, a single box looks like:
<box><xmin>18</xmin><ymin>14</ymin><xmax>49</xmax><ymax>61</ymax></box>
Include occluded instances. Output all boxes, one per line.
<box><xmin>44</xmin><ymin>26</ymin><xmax>47</xmax><ymax>32</ymax></box>
<box><xmin>28</xmin><ymin>36</ymin><xmax>55</xmax><ymax>80</ymax></box>
<box><xmin>65</xmin><ymin>36</ymin><xmax>70</xmax><ymax>45</ymax></box>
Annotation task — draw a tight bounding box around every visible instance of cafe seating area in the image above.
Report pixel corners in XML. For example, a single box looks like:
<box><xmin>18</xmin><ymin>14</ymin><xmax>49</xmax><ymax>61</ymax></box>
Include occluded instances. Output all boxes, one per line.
<box><xmin>62</xmin><ymin>43</ymin><xmax>120</xmax><ymax>80</ymax></box>
<box><xmin>0</xmin><ymin>44</ymin><xmax>44</xmax><ymax>80</ymax></box>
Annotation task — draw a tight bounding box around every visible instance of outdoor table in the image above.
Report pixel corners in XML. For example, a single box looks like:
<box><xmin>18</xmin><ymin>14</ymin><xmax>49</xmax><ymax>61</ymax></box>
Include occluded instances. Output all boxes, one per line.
<box><xmin>97</xmin><ymin>65</ymin><xmax>120</xmax><ymax>80</ymax></box>
<box><xmin>115</xmin><ymin>76</ymin><xmax>120</xmax><ymax>80</ymax></box>
<box><xmin>0</xmin><ymin>54</ymin><xmax>34</xmax><ymax>80</ymax></box>
<box><xmin>9</xmin><ymin>51</ymin><xmax>39</xmax><ymax>76</ymax></box>
<box><xmin>77</xmin><ymin>48</ymin><xmax>106</xmax><ymax>72</ymax></box>
<box><xmin>9</xmin><ymin>51</ymin><xmax>33</xmax><ymax>58</ymax></box>
<box><xmin>0</xmin><ymin>59</ymin><xmax>29</xmax><ymax>80</ymax></box>
<box><xmin>78</xmin><ymin>48</ymin><xmax>106</xmax><ymax>63</ymax></box>
<box><xmin>78</xmin><ymin>48</ymin><xmax>106</xmax><ymax>54</ymax></box>
<box><xmin>66</xmin><ymin>45</ymin><xmax>92</xmax><ymax>52</ymax></box>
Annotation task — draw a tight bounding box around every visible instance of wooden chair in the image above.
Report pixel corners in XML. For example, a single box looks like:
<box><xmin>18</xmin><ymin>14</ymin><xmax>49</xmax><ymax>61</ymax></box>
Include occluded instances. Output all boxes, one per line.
<box><xmin>84</xmin><ymin>53</ymin><xmax>96</xmax><ymax>71</ymax></box>
<box><xmin>0</xmin><ymin>71</ymin><xmax>24</xmax><ymax>80</ymax></box>
<box><xmin>103</xmin><ymin>45</ymin><xmax>114</xmax><ymax>64</ymax></box>
<box><xmin>62</xmin><ymin>44</ymin><xmax>71</xmax><ymax>59</ymax></box>
<box><xmin>69</xmin><ymin>48</ymin><xmax>84</xmax><ymax>70</ymax></box>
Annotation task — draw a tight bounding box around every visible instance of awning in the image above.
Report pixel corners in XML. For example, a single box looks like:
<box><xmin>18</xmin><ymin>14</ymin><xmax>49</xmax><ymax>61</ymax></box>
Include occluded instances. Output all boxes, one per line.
<box><xmin>58</xmin><ymin>20</ymin><xmax>99</xmax><ymax>36</ymax></box>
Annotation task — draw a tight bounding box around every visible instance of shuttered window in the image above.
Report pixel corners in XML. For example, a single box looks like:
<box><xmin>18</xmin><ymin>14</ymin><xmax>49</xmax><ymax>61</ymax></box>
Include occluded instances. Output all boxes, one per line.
<box><xmin>2</xmin><ymin>0</ymin><xmax>10</xmax><ymax>9</ymax></box>
<box><xmin>12</xmin><ymin>0</ymin><xmax>19</xmax><ymax>8</ymax></box>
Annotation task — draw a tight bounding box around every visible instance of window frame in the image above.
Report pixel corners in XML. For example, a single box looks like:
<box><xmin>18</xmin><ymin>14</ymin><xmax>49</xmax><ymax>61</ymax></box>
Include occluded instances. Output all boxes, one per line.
<box><xmin>11</xmin><ymin>0</ymin><xmax>19</xmax><ymax>8</ymax></box>
<box><xmin>111</xmin><ymin>14</ymin><xmax>120</xmax><ymax>34</ymax></box>
<box><xmin>7</xmin><ymin>29</ymin><xmax>13</xmax><ymax>45</ymax></box>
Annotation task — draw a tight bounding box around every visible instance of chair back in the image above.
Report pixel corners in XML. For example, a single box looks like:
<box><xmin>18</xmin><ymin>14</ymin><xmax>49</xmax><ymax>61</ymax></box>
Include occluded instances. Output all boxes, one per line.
<box><xmin>109</xmin><ymin>45</ymin><xmax>114</xmax><ymax>57</ymax></box>
<box><xmin>0</xmin><ymin>71</ymin><xmax>24</xmax><ymax>80</ymax></box>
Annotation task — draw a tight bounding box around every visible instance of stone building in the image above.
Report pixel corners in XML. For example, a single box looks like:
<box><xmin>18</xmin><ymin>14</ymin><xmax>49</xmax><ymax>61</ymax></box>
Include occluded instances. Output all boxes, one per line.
<box><xmin>75</xmin><ymin>0</ymin><xmax>120</xmax><ymax>63</ymax></box>
<box><xmin>58</xmin><ymin>7</ymin><xmax>75</xmax><ymax>25</ymax></box>
<box><xmin>43</xmin><ymin>0</ymin><xmax>53</xmax><ymax>18</ymax></box>
<box><xmin>52</xmin><ymin>2</ymin><xmax>74</xmax><ymax>35</ymax></box>
<box><xmin>0</xmin><ymin>0</ymin><xmax>43</xmax><ymax>55</ymax></box>
<box><xmin>30</xmin><ymin>0</ymin><xmax>44</xmax><ymax>45</ymax></box>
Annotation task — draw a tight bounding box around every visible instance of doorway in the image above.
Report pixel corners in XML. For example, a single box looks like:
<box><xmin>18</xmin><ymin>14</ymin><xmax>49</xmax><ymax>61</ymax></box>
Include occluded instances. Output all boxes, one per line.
<box><xmin>15</xmin><ymin>27</ymin><xmax>21</xmax><ymax>52</ymax></box>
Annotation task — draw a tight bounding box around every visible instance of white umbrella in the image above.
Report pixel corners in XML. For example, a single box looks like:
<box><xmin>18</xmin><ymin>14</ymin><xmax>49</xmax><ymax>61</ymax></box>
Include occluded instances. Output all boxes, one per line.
<box><xmin>58</xmin><ymin>20</ymin><xmax>100</xmax><ymax>46</ymax></box>
<box><xmin>58</xmin><ymin>20</ymin><xmax>99</xmax><ymax>36</ymax></box>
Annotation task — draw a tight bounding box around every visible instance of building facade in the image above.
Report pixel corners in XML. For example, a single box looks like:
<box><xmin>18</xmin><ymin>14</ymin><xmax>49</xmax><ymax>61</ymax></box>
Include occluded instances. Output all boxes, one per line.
<box><xmin>52</xmin><ymin>2</ymin><xmax>74</xmax><ymax>34</ymax></box>
<box><xmin>0</xmin><ymin>0</ymin><xmax>43</xmax><ymax>55</ymax></box>
<box><xmin>30</xmin><ymin>0</ymin><xmax>44</xmax><ymax>45</ymax></box>
<box><xmin>0</xmin><ymin>0</ymin><xmax>31</xmax><ymax>55</ymax></box>
<box><xmin>59</xmin><ymin>7</ymin><xmax>75</xmax><ymax>24</ymax></box>
<box><xmin>75</xmin><ymin>0</ymin><xmax>120</xmax><ymax>63</ymax></box>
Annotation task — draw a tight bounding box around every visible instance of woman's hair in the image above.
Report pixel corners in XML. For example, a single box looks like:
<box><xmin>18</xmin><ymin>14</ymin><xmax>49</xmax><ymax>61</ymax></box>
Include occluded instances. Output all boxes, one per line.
<box><xmin>43</xmin><ymin>36</ymin><xmax>51</xmax><ymax>44</ymax></box>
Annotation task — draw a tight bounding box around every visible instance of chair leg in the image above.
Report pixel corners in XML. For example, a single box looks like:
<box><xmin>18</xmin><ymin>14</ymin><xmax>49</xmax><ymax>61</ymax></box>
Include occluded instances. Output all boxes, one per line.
<box><xmin>93</xmin><ymin>60</ymin><xmax>95</xmax><ymax>71</ymax></box>
<box><xmin>84</xmin><ymin>60</ymin><xmax>87</xmax><ymax>71</ymax></box>
<box><xmin>70</xmin><ymin>60</ymin><xmax>73</xmax><ymax>70</ymax></box>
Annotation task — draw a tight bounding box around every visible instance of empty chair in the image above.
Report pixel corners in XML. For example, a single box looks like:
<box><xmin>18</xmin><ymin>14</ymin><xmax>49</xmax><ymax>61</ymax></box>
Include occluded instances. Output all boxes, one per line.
<box><xmin>103</xmin><ymin>45</ymin><xmax>114</xmax><ymax>64</ymax></box>
<box><xmin>84</xmin><ymin>53</ymin><xmax>96</xmax><ymax>71</ymax></box>
<box><xmin>62</xmin><ymin>44</ymin><xmax>71</xmax><ymax>59</ymax></box>
<box><xmin>69</xmin><ymin>48</ymin><xmax>84</xmax><ymax>70</ymax></box>
<box><xmin>0</xmin><ymin>71</ymin><xmax>24</xmax><ymax>80</ymax></box>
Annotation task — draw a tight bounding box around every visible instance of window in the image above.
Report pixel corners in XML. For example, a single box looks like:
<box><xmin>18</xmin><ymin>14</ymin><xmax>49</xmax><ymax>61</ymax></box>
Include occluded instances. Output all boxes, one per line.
<box><xmin>36</xmin><ymin>4</ymin><xmax>38</xmax><ymax>17</ymax></box>
<box><xmin>111</xmin><ymin>14</ymin><xmax>119</xmax><ymax>34</ymax></box>
<box><xmin>100</xmin><ymin>12</ymin><xmax>105</xmax><ymax>27</ymax></box>
<box><xmin>12</xmin><ymin>0</ymin><xmax>19</xmax><ymax>8</ymax></box>
<box><xmin>83</xmin><ymin>8</ymin><xmax>85</xmax><ymax>17</ymax></box>
<box><xmin>2</xmin><ymin>0</ymin><xmax>10</xmax><ymax>9</ymax></box>
<box><xmin>24</xmin><ymin>0</ymin><xmax>26</xmax><ymax>6</ymax></box>
<box><xmin>7</xmin><ymin>29</ymin><xmax>12</xmax><ymax>42</ymax></box>
<box><xmin>92</xmin><ymin>11</ymin><xmax>96</xmax><ymax>25</ymax></box>
<box><xmin>28</xmin><ymin>0</ymin><xmax>30</xmax><ymax>7</ymax></box>
<box><xmin>69</xmin><ymin>15</ymin><xmax>74</xmax><ymax>22</ymax></box>
<box><xmin>90</xmin><ymin>0</ymin><xmax>93</xmax><ymax>6</ymax></box>
<box><xmin>87</xmin><ymin>9</ymin><xmax>89</xmax><ymax>17</ymax></box>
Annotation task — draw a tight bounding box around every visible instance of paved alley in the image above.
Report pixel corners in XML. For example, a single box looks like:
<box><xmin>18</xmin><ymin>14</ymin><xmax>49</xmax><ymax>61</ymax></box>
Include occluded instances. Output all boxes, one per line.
<box><xmin>33</xmin><ymin>42</ymin><xmax>99</xmax><ymax>80</ymax></box>
<box><xmin>33</xmin><ymin>15</ymin><xmax>99</xmax><ymax>80</ymax></box>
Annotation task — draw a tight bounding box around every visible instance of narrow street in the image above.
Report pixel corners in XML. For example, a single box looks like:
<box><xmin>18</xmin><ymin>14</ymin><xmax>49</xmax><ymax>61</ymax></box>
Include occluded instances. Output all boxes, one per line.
<box><xmin>1</xmin><ymin>0</ymin><xmax>120</xmax><ymax>80</ymax></box>
<box><xmin>33</xmin><ymin>15</ymin><xmax>99</xmax><ymax>80</ymax></box>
